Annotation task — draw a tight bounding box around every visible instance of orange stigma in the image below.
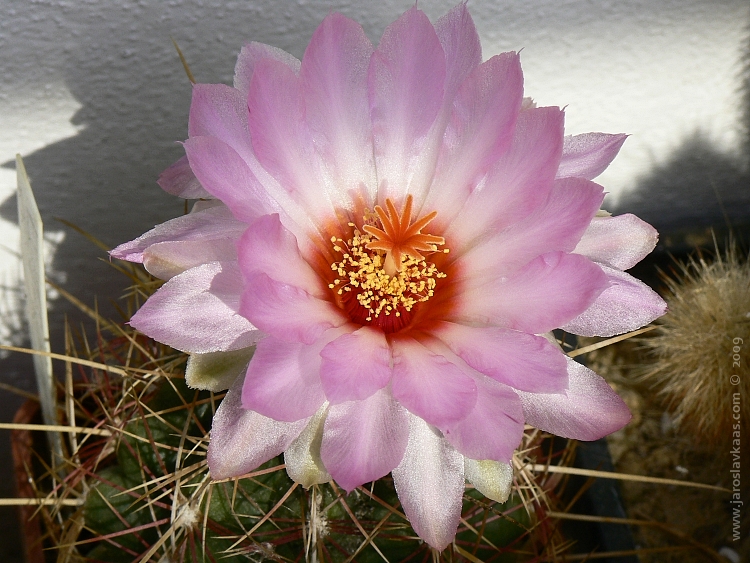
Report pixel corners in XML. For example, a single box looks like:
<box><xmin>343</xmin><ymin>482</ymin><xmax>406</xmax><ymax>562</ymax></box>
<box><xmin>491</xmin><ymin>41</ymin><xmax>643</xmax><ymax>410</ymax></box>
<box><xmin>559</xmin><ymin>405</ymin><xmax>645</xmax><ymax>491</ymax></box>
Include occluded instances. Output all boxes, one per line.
<box><xmin>363</xmin><ymin>195</ymin><xmax>446</xmax><ymax>276</ymax></box>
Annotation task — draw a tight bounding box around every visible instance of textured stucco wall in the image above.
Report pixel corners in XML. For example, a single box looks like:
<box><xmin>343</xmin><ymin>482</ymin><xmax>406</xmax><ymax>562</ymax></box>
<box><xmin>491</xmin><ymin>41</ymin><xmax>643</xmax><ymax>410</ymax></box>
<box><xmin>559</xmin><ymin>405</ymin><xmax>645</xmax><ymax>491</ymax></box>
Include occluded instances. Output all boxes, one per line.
<box><xmin>0</xmin><ymin>1</ymin><xmax>748</xmax><ymax>558</ymax></box>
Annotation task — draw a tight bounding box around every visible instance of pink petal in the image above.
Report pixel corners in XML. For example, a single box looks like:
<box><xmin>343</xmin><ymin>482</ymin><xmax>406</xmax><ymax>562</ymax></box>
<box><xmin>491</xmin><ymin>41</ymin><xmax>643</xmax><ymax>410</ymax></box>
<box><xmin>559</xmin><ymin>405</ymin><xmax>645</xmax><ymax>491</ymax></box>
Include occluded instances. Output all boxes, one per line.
<box><xmin>237</xmin><ymin>214</ymin><xmax>327</xmax><ymax>299</ymax></box>
<box><xmin>143</xmin><ymin>239</ymin><xmax>238</xmax><ymax>280</ymax></box>
<box><xmin>434</xmin><ymin>3</ymin><xmax>483</xmax><ymax>103</ymax></box>
<box><xmin>184</xmin><ymin>136</ymin><xmax>277</xmax><ymax>222</ymax></box>
<box><xmin>320</xmin><ymin>388</ymin><xmax>409</xmax><ymax>492</ymax></box>
<box><xmin>368</xmin><ymin>6</ymin><xmax>446</xmax><ymax>204</ymax></box>
<box><xmin>239</xmin><ymin>272</ymin><xmax>346</xmax><ymax>345</ymax></box>
<box><xmin>207</xmin><ymin>373</ymin><xmax>307</xmax><ymax>479</ymax></box>
<box><xmin>241</xmin><ymin>334</ymin><xmax>329</xmax><ymax>422</ymax></box>
<box><xmin>391</xmin><ymin>337</ymin><xmax>476</xmax><ymax>429</ymax></box>
<box><xmin>246</xmin><ymin>57</ymin><xmax>335</xmax><ymax>222</ymax></box>
<box><xmin>130</xmin><ymin>262</ymin><xmax>261</xmax><ymax>353</ymax></box>
<box><xmin>392</xmin><ymin>414</ymin><xmax>464</xmax><ymax>551</ymax></box>
<box><xmin>425</xmin><ymin>53</ymin><xmax>523</xmax><ymax>224</ymax></box>
<box><xmin>457</xmin><ymin>177</ymin><xmax>604</xmax><ymax>283</ymax></box>
<box><xmin>301</xmin><ymin>13</ymin><xmax>377</xmax><ymax>203</ymax></box>
<box><xmin>157</xmin><ymin>155</ymin><xmax>211</xmax><ymax>199</ymax></box>
<box><xmin>454</xmin><ymin>252</ymin><xmax>608</xmax><ymax>334</ymax></box>
<box><xmin>561</xmin><ymin>265</ymin><xmax>667</xmax><ymax>337</ymax></box>
<box><xmin>109</xmin><ymin>204</ymin><xmax>244</xmax><ymax>263</ymax></box>
<box><xmin>517</xmin><ymin>358</ymin><xmax>631</xmax><ymax>440</ymax></box>
<box><xmin>557</xmin><ymin>133</ymin><xmax>627</xmax><ymax>180</ymax></box>
<box><xmin>189</xmin><ymin>83</ymin><xmax>256</xmax><ymax>166</ymax></box>
<box><xmin>574</xmin><ymin>214</ymin><xmax>659</xmax><ymax>270</ymax></box>
<box><xmin>234</xmin><ymin>41</ymin><xmax>301</xmax><ymax>101</ymax></box>
<box><xmin>432</xmin><ymin>322</ymin><xmax>568</xmax><ymax>393</ymax></box>
<box><xmin>189</xmin><ymin>81</ymin><xmax>319</xmax><ymax>243</ymax></box>
<box><xmin>446</xmin><ymin>106</ymin><xmax>565</xmax><ymax>250</ymax></box>
<box><xmin>443</xmin><ymin>376</ymin><xmax>524</xmax><ymax>462</ymax></box>
<box><xmin>319</xmin><ymin>327</ymin><xmax>392</xmax><ymax>404</ymax></box>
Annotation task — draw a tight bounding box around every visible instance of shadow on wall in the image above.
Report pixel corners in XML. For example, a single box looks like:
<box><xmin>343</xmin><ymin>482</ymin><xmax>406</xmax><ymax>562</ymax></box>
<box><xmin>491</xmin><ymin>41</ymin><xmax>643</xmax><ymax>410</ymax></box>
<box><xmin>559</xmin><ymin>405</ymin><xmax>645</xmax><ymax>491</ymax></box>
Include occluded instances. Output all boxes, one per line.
<box><xmin>614</xmin><ymin>133</ymin><xmax>750</xmax><ymax>253</ymax></box>
<box><xmin>1</xmin><ymin>26</ymin><xmax>189</xmax><ymax>350</ymax></box>
<box><xmin>613</xmin><ymin>19</ymin><xmax>750</xmax><ymax>257</ymax></box>
<box><xmin>0</xmin><ymin>0</ymin><xmax>364</xmax><ymax>350</ymax></box>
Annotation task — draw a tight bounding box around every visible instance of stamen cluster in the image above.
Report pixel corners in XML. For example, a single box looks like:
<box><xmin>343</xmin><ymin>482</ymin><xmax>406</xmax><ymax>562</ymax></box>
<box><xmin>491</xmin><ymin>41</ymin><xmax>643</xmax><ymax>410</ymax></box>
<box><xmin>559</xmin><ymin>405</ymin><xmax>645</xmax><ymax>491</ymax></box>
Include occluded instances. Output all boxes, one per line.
<box><xmin>328</xmin><ymin>200</ymin><xmax>447</xmax><ymax>332</ymax></box>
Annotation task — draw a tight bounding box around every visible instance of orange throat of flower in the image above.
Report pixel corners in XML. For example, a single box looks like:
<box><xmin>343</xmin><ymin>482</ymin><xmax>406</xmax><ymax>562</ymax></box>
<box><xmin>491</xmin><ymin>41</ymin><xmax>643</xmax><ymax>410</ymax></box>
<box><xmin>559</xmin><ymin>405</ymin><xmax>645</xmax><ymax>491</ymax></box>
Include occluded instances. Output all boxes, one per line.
<box><xmin>328</xmin><ymin>195</ymin><xmax>449</xmax><ymax>334</ymax></box>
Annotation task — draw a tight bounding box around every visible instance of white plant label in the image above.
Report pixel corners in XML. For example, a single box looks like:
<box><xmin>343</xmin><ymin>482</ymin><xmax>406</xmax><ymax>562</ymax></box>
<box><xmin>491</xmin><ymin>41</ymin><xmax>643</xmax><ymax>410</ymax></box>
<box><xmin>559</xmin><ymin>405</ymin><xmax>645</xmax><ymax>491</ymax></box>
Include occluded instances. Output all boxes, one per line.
<box><xmin>16</xmin><ymin>155</ymin><xmax>63</xmax><ymax>463</ymax></box>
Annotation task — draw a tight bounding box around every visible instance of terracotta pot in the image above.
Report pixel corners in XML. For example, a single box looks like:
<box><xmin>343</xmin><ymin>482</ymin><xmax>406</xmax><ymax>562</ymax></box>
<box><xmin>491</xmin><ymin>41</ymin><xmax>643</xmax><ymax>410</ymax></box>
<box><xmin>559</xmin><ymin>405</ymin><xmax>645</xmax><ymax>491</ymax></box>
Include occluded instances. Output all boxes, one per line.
<box><xmin>11</xmin><ymin>399</ymin><xmax>45</xmax><ymax>563</ymax></box>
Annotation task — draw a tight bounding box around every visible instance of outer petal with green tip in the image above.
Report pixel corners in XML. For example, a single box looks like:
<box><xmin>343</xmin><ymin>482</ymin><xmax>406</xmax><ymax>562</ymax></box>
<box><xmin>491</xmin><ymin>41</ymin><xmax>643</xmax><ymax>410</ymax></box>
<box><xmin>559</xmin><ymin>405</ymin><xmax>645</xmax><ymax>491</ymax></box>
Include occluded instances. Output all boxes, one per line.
<box><xmin>284</xmin><ymin>403</ymin><xmax>332</xmax><ymax>488</ymax></box>
<box><xmin>185</xmin><ymin>347</ymin><xmax>255</xmax><ymax>392</ymax></box>
<box><xmin>464</xmin><ymin>458</ymin><xmax>513</xmax><ymax>504</ymax></box>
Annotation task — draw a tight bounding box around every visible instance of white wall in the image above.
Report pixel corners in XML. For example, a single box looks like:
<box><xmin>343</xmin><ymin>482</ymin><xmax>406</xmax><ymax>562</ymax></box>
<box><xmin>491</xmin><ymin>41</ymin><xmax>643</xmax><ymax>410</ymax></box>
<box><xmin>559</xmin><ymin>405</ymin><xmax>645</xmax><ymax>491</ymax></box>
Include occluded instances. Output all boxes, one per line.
<box><xmin>0</xmin><ymin>0</ymin><xmax>748</xmax><ymax>357</ymax></box>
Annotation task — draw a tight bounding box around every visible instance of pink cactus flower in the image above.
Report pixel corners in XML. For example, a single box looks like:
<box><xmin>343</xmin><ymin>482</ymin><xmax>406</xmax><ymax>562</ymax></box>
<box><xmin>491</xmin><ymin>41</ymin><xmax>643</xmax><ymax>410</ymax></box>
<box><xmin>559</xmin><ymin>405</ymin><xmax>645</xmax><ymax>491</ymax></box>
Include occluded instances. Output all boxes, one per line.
<box><xmin>111</xmin><ymin>4</ymin><xmax>666</xmax><ymax>550</ymax></box>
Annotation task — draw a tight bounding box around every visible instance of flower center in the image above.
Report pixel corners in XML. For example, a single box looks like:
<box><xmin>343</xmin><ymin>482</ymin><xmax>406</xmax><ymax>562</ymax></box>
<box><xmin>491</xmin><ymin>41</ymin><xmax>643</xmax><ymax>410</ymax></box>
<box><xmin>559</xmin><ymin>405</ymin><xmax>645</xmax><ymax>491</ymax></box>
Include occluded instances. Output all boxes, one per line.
<box><xmin>328</xmin><ymin>195</ymin><xmax>448</xmax><ymax>333</ymax></box>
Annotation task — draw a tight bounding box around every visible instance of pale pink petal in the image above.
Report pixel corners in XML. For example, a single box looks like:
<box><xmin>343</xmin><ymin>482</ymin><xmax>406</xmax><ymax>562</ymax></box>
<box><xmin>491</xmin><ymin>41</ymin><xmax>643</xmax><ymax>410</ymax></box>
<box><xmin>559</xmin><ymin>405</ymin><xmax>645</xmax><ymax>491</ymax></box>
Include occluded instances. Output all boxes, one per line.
<box><xmin>319</xmin><ymin>326</ymin><xmax>392</xmax><ymax>404</ymax></box>
<box><xmin>368</xmin><ymin>3</ymin><xmax>483</xmax><ymax>209</ymax></box>
<box><xmin>561</xmin><ymin>265</ymin><xmax>667</xmax><ymax>337</ymax></box>
<box><xmin>109</xmin><ymin>204</ymin><xmax>244</xmax><ymax>263</ymax></box>
<box><xmin>445</xmin><ymin>106</ymin><xmax>565</xmax><ymax>249</ymax></box>
<box><xmin>234</xmin><ymin>41</ymin><xmax>301</xmax><ymax>101</ymax></box>
<box><xmin>207</xmin><ymin>373</ymin><xmax>307</xmax><ymax>479</ymax></box>
<box><xmin>557</xmin><ymin>133</ymin><xmax>627</xmax><ymax>180</ymax></box>
<box><xmin>424</xmin><ymin>53</ymin><xmax>523</xmax><ymax>221</ymax></box>
<box><xmin>239</xmin><ymin>272</ymin><xmax>346</xmax><ymax>345</ymax></box>
<box><xmin>391</xmin><ymin>337</ymin><xmax>476</xmax><ymax>429</ymax></box>
<box><xmin>392</xmin><ymin>414</ymin><xmax>464</xmax><ymax>551</ymax></box>
<box><xmin>241</xmin><ymin>335</ymin><xmax>329</xmax><ymax>422</ymax></box>
<box><xmin>157</xmin><ymin>155</ymin><xmax>211</xmax><ymax>199</ymax></box>
<box><xmin>321</xmin><ymin>388</ymin><xmax>409</xmax><ymax>492</ymax></box>
<box><xmin>517</xmin><ymin>358</ymin><xmax>631</xmax><ymax>440</ymax></box>
<box><xmin>443</xmin><ymin>376</ymin><xmax>524</xmax><ymax>462</ymax></box>
<box><xmin>456</xmin><ymin>177</ymin><xmax>604</xmax><ymax>283</ymax></box>
<box><xmin>237</xmin><ymin>214</ymin><xmax>327</xmax><ymax>299</ymax></box>
<box><xmin>301</xmin><ymin>13</ymin><xmax>377</xmax><ymax>204</ymax></box>
<box><xmin>574</xmin><ymin>214</ymin><xmax>659</xmax><ymax>270</ymax></box>
<box><xmin>368</xmin><ymin>6</ymin><xmax>446</xmax><ymax>204</ymax></box>
<box><xmin>130</xmin><ymin>262</ymin><xmax>261</xmax><ymax>353</ymax></box>
<box><xmin>190</xmin><ymin>77</ymin><xmax>321</xmax><ymax>243</ymax></box>
<box><xmin>434</xmin><ymin>3</ymin><xmax>482</xmax><ymax>103</ymax></box>
<box><xmin>184</xmin><ymin>136</ymin><xmax>278</xmax><ymax>222</ymax></box>
<box><xmin>432</xmin><ymin>322</ymin><xmax>568</xmax><ymax>393</ymax></box>
<box><xmin>189</xmin><ymin>83</ymin><xmax>255</xmax><ymax>165</ymax></box>
<box><xmin>246</xmin><ymin>57</ymin><xmax>335</xmax><ymax>221</ymax></box>
<box><xmin>143</xmin><ymin>239</ymin><xmax>238</xmax><ymax>280</ymax></box>
<box><xmin>454</xmin><ymin>252</ymin><xmax>608</xmax><ymax>334</ymax></box>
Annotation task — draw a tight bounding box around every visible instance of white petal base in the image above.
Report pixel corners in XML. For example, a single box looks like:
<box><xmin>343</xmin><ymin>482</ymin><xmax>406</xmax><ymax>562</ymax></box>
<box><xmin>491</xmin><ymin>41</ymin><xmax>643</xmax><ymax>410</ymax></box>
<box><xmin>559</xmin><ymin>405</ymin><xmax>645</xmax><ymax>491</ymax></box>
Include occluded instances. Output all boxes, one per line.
<box><xmin>392</xmin><ymin>414</ymin><xmax>464</xmax><ymax>551</ymax></box>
